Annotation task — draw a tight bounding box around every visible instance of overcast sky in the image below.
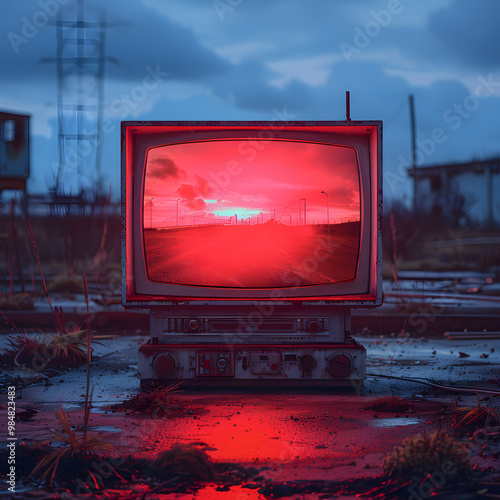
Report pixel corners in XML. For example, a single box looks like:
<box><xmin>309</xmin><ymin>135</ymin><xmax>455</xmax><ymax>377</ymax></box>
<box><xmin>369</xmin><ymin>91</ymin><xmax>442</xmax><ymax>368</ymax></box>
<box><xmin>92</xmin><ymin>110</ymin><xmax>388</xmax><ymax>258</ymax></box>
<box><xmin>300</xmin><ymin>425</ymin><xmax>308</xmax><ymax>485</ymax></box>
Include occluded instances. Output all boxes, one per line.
<box><xmin>1</xmin><ymin>0</ymin><xmax>499</xmax><ymax>204</ymax></box>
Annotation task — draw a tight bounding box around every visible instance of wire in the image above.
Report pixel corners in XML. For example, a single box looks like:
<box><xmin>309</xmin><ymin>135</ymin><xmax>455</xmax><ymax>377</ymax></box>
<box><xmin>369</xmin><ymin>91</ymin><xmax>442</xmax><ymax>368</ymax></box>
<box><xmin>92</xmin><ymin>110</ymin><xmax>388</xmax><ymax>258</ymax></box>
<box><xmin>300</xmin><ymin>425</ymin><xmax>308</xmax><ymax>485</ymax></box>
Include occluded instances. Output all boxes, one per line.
<box><xmin>278</xmin><ymin>198</ymin><xmax>304</xmax><ymax>223</ymax></box>
<box><xmin>366</xmin><ymin>372</ymin><xmax>500</xmax><ymax>396</ymax></box>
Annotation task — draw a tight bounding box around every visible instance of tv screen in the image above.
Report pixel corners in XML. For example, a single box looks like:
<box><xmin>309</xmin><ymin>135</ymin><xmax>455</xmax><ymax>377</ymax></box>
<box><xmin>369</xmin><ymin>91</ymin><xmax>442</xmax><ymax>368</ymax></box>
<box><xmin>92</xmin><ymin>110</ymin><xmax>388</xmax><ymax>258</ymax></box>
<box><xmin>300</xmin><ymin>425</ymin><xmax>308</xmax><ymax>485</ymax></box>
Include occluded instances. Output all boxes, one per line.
<box><xmin>122</xmin><ymin>122</ymin><xmax>382</xmax><ymax>303</ymax></box>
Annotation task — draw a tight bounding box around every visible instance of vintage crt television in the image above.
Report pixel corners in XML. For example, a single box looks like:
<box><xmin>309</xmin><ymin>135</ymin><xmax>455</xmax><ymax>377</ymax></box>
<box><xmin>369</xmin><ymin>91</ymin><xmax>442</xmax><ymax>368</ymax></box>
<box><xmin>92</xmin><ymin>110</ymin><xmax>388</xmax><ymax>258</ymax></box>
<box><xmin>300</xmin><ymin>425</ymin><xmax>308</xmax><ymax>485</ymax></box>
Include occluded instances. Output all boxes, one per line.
<box><xmin>122</xmin><ymin>120</ymin><xmax>382</xmax><ymax>387</ymax></box>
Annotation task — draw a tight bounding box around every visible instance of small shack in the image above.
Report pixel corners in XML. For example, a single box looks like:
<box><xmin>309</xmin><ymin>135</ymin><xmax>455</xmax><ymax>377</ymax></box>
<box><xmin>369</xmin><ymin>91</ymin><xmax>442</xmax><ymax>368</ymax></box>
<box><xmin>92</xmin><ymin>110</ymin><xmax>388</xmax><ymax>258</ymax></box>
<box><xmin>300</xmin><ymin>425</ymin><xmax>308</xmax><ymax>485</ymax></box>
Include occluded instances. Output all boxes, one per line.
<box><xmin>410</xmin><ymin>157</ymin><xmax>500</xmax><ymax>228</ymax></box>
<box><xmin>0</xmin><ymin>111</ymin><xmax>30</xmax><ymax>191</ymax></box>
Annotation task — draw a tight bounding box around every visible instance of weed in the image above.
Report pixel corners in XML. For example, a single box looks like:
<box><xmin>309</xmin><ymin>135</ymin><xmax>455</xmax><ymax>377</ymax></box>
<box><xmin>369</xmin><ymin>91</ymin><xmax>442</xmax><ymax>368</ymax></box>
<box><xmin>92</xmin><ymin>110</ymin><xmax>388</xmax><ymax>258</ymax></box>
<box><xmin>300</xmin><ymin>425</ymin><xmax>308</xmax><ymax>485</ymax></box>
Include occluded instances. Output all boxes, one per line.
<box><xmin>113</xmin><ymin>382</ymin><xmax>183</xmax><ymax>416</ymax></box>
<box><xmin>3</xmin><ymin>274</ymin><xmax>99</xmax><ymax>368</ymax></box>
<box><xmin>29</xmin><ymin>407</ymin><xmax>115</xmax><ymax>486</ymax></box>
<box><xmin>454</xmin><ymin>403</ymin><xmax>500</xmax><ymax>432</ymax></box>
<box><xmin>48</xmin><ymin>328</ymin><xmax>89</xmax><ymax>363</ymax></box>
<box><xmin>5</xmin><ymin>333</ymin><xmax>39</xmax><ymax>358</ymax></box>
<box><xmin>383</xmin><ymin>429</ymin><xmax>469</xmax><ymax>480</ymax></box>
<box><xmin>0</xmin><ymin>292</ymin><xmax>35</xmax><ymax>310</ymax></box>
<box><xmin>47</xmin><ymin>274</ymin><xmax>84</xmax><ymax>294</ymax></box>
<box><xmin>5</xmin><ymin>329</ymin><xmax>89</xmax><ymax>366</ymax></box>
<box><xmin>152</xmin><ymin>443</ymin><xmax>215</xmax><ymax>481</ymax></box>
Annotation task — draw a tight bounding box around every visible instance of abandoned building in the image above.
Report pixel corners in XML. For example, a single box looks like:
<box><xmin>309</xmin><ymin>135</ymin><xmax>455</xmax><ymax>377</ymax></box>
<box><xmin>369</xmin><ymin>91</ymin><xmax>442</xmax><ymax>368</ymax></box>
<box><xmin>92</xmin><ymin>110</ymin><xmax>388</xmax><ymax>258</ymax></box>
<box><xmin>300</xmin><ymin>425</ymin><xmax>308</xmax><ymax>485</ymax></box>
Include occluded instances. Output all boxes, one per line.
<box><xmin>410</xmin><ymin>157</ymin><xmax>500</xmax><ymax>228</ymax></box>
<box><xmin>0</xmin><ymin>111</ymin><xmax>30</xmax><ymax>191</ymax></box>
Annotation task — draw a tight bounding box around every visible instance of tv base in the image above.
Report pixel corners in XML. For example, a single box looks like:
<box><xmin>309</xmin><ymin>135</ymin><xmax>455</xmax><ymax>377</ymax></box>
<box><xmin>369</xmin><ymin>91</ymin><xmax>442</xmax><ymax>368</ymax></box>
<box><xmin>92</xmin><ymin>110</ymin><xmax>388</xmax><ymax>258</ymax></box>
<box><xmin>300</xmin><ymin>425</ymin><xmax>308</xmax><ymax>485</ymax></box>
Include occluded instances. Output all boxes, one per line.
<box><xmin>138</xmin><ymin>342</ymin><xmax>366</xmax><ymax>388</ymax></box>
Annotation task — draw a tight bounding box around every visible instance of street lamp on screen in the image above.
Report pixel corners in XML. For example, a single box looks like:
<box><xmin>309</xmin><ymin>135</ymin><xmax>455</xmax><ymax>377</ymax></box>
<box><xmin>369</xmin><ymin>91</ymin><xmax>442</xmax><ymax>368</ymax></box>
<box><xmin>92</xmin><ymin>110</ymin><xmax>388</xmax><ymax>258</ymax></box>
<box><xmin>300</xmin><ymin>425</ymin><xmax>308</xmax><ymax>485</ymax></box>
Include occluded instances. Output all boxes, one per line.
<box><xmin>150</xmin><ymin>197</ymin><xmax>154</xmax><ymax>229</ymax></box>
<box><xmin>321</xmin><ymin>191</ymin><xmax>329</xmax><ymax>234</ymax></box>
<box><xmin>176</xmin><ymin>198</ymin><xmax>180</xmax><ymax>227</ymax></box>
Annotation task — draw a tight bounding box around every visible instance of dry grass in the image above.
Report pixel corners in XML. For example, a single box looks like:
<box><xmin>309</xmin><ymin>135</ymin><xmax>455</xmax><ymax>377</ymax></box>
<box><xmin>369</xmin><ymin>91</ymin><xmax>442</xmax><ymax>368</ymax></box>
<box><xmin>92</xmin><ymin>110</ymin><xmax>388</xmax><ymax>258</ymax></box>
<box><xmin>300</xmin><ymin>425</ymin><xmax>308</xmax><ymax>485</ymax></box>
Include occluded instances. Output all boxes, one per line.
<box><xmin>383</xmin><ymin>429</ymin><xmax>469</xmax><ymax>480</ymax></box>
<box><xmin>152</xmin><ymin>443</ymin><xmax>215</xmax><ymax>481</ymax></box>
<box><xmin>5</xmin><ymin>329</ymin><xmax>91</xmax><ymax>366</ymax></box>
<box><xmin>29</xmin><ymin>407</ymin><xmax>115</xmax><ymax>486</ymax></box>
<box><xmin>113</xmin><ymin>382</ymin><xmax>183</xmax><ymax>416</ymax></box>
<box><xmin>47</xmin><ymin>274</ymin><xmax>84</xmax><ymax>294</ymax></box>
<box><xmin>47</xmin><ymin>328</ymin><xmax>89</xmax><ymax>363</ymax></box>
<box><xmin>0</xmin><ymin>292</ymin><xmax>35</xmax><ymax>310</ymax></box>
<box><xmin>454</xmin><ymin>405</ymin><xmax>500</xmax><ymax>431</ymax></box>
<box><xmin>453</xmin><ymin>390</ymin><xmax>500</xmax><ymax>433</ymax></box>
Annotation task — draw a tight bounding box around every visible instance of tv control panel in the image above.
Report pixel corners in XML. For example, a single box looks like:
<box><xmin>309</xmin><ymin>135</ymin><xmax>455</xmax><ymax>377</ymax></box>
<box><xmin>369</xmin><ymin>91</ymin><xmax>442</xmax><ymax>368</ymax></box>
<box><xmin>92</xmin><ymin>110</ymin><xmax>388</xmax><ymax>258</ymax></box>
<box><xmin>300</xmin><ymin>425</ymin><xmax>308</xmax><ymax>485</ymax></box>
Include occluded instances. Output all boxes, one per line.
<box><xmin>162</xmin><ymin>317</ymin><xmax>329</xmax><ymax>335</ymax></box>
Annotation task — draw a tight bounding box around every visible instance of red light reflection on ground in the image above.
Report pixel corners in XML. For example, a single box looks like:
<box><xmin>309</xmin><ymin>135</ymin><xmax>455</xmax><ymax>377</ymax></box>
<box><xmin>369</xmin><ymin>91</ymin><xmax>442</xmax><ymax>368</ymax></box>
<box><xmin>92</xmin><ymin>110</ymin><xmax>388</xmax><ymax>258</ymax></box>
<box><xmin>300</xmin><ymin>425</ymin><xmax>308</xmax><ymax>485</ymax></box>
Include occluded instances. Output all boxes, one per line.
<box><xmin>137</xmin><ymin>404</ymin><xmax>353</xmax><ymax>464</ymax></box>
<box><xmin>144</xmin><ymin>222</ymin><xmax>359</xmax><ymax>287</ymax></box>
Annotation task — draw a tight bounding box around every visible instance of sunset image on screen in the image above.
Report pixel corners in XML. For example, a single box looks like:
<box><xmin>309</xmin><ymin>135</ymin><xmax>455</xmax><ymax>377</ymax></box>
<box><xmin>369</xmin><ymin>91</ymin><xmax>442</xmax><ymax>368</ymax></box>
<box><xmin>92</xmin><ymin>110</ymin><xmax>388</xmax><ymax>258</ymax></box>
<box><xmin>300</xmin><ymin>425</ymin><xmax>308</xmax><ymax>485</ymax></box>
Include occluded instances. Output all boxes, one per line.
<box><xmin>143</xmin><ymin>139</ymin><xmax>360</xmax><ymax>288</ymax></box>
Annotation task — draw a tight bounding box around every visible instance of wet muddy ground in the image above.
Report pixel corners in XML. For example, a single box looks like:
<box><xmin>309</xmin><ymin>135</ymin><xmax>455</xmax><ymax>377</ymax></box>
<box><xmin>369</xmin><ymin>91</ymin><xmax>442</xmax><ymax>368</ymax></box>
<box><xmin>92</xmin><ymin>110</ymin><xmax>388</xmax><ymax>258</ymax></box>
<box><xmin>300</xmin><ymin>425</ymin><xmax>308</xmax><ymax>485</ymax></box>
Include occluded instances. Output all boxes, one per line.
<box><xmin>2</xmin><ymin>334</ymin><xmax>500</xmax><ymax>498</ymax></box>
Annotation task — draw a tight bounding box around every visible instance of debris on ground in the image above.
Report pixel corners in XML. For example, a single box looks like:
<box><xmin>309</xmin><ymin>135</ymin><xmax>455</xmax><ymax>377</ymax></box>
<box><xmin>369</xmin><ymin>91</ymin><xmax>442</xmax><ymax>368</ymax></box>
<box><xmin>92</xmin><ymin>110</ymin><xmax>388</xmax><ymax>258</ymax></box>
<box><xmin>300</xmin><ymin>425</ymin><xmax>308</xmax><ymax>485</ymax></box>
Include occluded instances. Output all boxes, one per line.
<box><xmin>111</xmin><ymin>382</ymin><xmax>184</xmax><ymax>416</ymax></box>
<box><xmin>363</xmin><ymin>395</ymin><xmax>414</xmax><ymax>412</ymax></box>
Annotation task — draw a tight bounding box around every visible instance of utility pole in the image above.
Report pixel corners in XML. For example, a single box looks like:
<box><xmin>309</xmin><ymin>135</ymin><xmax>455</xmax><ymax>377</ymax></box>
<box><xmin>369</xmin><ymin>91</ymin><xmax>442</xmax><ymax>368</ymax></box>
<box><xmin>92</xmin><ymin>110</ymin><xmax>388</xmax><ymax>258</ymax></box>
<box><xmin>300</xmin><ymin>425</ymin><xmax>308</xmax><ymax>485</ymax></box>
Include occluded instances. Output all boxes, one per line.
<box><xmin>409</xmin><ymin>94</ymin><xmax>418</xmax><ymax>213</ymax></box>
<box><xmin>321</xmin><ymin>191</ymin><xmax>329</xmax><ymax>233</ymax></box>
<box><xmin>150</xmin><ymin>198</ymin><xmax>154</xmax><ymax>228</ymax></box>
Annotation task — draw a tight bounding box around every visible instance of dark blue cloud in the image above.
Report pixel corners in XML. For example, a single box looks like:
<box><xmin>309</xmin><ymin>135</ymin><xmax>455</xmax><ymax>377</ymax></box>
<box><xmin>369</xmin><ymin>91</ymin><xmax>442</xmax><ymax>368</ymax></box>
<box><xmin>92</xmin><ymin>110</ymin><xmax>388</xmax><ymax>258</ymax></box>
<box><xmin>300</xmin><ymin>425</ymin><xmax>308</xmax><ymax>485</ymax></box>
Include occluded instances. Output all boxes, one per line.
<box><xmin>427</xmin><ymin>0</ymin><xmax>500</xmax><ymax>69</ymax></box>
<box><xmin>0</xmin><ymin>0</ymin><xmax>229</xmax><ymax>82</ymax></box>
<box><xmin>104</xmin><ymin>3</ymin><xmax>229</xmax><ymax>81</ymax></box>
<box><xmin>2</xmin><ymin>0</ymin><xmax>499</xmax><ymax>201</ymax></box>
<box><xmin>209</xmin><ymin>59</ymin><xmax>313</xmax><ymax>113</ymax></box>
<box><xmin>379</xmin><ymin>0</ymin><xmax>500</xmax><ymax>72</ymax></box>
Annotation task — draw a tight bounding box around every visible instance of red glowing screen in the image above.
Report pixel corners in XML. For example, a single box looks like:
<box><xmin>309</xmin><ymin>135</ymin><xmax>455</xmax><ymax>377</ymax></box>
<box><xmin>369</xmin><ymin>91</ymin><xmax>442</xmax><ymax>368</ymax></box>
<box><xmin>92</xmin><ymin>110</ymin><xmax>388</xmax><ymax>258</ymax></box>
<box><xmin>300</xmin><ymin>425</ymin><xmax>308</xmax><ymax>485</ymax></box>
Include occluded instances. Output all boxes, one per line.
<box><xmin>143</xmin><ymin>140</ymin><xmax>361</xmax><ymax>288</ymax></box>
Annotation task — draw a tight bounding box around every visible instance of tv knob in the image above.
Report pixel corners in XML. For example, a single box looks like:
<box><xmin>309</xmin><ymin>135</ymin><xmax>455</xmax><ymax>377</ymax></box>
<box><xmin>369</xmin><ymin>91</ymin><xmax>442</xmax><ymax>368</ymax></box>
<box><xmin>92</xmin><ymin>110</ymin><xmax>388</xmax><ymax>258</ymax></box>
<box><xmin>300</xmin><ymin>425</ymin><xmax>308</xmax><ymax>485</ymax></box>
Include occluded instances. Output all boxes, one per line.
<box><xmin>328</xmin><ymin>354</ymin><xmax>352</xmax><ymax>378</ymax></box>
<box><xmin>153</xmin><ymin>354</ymin><xmax>176</xmax><ymax>377</ymax></box>
<box><xmin>300</xmin><ymin>354</ymin><xmax>315</xmax><ymax>372</ymax></box>
<box><xmin>187</xmin><ymin>319</ymin><xmax>200</xmax><ymax>332</ymax></box>
<box><xmin>308</xmin><ymin>321</ymin><xmax>322</xmax><ymax>334</ymax></box>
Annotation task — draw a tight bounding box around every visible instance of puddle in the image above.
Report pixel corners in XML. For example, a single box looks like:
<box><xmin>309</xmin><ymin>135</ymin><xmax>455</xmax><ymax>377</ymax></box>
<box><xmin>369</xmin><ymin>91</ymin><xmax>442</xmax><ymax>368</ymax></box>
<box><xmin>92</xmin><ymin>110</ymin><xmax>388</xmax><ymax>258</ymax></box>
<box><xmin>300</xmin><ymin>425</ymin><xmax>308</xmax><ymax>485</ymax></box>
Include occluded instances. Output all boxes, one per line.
<box><xmin>371</xmin><ymin>417</ymin><xmax>421</xmax><ymax>428</ymax></box>
<box><xmin>47</xmin><ymin>441</ymin><xmax>70</xmax><ymax>448</ymax></box>
<box><xmin>87</xmin><ymin>425</ymin><xmax>123</xmax><ymax>433</ymax></box>
<box><xmin>89</xmin><ymin>401</ymin><xmax>118</xmax><ymax>414</ymax></box>
<box><xmin>154</xmin><ymin>484</ymin><xmax>262</xmax><ymax>499</ymax></box>
<box><xmin>61</xmin><ymin>402</ymin><xmax>81</xmax><ymax>410</ymax></box>
<box><xmin>3</xmin><ymin>483</ymin><xmax>262</xmax><ymax>499</ymax></box>
<box><xmin>58</xmin><ymin>401</ymin><xmax>121</xmax><ymax>414</ymax></box>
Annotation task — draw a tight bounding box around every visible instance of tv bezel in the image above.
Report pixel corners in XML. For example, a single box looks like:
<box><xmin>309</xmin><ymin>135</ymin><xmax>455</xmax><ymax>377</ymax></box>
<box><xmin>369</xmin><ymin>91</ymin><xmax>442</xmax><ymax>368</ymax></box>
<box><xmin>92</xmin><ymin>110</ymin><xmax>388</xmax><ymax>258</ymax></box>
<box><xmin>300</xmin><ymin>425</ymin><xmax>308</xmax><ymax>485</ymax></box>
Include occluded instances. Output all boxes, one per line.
<box><xmin>122</xmin><ymin>121</ymin><xmax>382</xmax><ymax>306</ymax></box>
